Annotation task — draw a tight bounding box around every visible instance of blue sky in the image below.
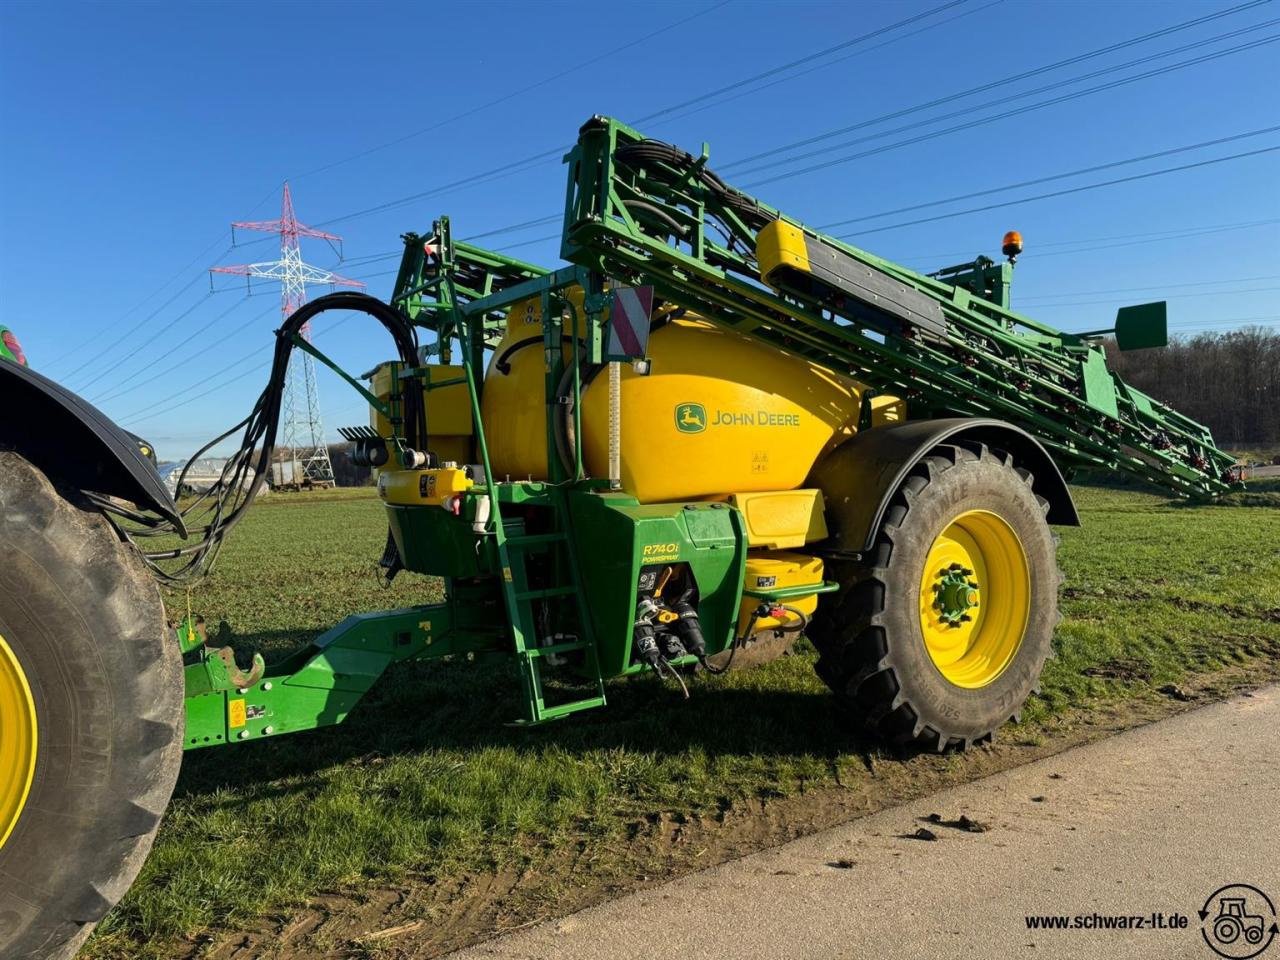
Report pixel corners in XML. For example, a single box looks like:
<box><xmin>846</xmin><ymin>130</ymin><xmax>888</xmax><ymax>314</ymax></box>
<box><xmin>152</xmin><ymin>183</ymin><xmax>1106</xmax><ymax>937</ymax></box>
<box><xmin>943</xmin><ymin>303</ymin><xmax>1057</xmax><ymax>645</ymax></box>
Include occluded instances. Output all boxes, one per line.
<box><xmin>2</xmin><ymin>0</ymin><xmax>1277</xmax><ymax>460</ymax></box>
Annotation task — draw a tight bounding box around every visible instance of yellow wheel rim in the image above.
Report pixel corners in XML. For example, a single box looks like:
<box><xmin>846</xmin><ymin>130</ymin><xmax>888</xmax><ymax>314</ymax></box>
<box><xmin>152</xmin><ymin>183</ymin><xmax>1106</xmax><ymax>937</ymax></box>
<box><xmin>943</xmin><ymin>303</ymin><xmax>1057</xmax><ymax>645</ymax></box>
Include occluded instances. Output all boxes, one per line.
<box><xmin>918</xmin><ymin>510</ymin><xmax>1030</xmax><ymax>689</ymax></box>
<box><xmin>0</xmin><ymin>633</ymin><xmax>37</xmax><ymax>850</ymax></box>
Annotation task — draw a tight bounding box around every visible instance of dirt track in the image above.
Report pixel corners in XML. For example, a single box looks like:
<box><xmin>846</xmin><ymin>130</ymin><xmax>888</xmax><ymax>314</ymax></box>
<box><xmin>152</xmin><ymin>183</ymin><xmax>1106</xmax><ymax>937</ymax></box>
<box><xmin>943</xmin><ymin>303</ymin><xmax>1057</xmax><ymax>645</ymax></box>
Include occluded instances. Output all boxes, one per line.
<box><xmin>449</xmin><ymin>684</ymin><xmax>1280</xmax><ymax>960</ymax></box>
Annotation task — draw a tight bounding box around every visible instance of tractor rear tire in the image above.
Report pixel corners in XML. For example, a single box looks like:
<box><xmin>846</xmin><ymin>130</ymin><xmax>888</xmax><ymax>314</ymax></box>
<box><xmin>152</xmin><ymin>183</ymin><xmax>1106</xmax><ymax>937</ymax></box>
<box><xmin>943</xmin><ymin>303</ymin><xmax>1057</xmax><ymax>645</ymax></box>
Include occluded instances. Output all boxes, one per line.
<box><xmin>0</xmin><ymin>450</ymin><xmax>183</xmax><ymax>960</ymax></box>
<box><xmin>810</xmin><ymin>442</ymin><xmax>1060</xmax><ymax>751</ymax></box>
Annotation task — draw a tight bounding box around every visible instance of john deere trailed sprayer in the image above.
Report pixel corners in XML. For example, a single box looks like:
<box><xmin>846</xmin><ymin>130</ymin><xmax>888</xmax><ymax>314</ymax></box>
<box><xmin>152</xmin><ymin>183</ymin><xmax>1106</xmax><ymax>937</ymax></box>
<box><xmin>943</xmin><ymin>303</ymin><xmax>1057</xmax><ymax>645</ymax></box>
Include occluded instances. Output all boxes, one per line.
<box><xmin>0</xmin><ymin>116</ymin><xmax>1240</xmax><ymax>958</ymax></box>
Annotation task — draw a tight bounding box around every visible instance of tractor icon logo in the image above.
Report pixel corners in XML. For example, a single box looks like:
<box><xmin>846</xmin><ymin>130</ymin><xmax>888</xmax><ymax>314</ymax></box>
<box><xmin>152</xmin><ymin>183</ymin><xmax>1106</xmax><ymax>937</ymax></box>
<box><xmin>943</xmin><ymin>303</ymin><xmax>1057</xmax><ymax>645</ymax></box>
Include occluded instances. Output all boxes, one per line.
<box><xmin>1216</xmin><ymin>899</ymin><xmax>1266</xmax><ymax>946</ymax></box>
<box><xmin>675</xmin><ymin>402</ymin><xmax>706</xmax><ymax>434</ymax></box>
<box><xmin>1201</xmin><ymin>884</ymin><xmax>1278</xmax><ymax>959</ymax></box>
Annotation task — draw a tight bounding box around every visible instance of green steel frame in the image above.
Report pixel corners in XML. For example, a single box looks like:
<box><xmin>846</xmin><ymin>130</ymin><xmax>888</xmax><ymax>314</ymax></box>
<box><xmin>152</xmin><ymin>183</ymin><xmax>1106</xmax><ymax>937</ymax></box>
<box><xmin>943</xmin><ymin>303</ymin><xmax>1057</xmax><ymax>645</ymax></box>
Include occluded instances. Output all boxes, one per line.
<box><xmin>181</xmin><ymin>115</ymin><xmax>1239</xmax><ymax>751</ymax></box>
<box><xmin>558</xmin><ymin>117</ymin><xmax>1235</xmax><ymax>497</ymax></box>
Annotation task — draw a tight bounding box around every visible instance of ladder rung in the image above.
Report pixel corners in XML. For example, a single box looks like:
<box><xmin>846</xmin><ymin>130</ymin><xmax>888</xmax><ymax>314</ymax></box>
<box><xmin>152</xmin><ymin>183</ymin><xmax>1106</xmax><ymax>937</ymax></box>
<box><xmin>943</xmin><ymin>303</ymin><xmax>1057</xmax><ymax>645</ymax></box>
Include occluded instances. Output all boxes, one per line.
<box><xmin>507</xmin><ymin>695</ymin><xmax>607</xmax><ymax>725</ymax></box>
<box><xmin>541</xmin><ymin>695</ymin><xmax>607</xmax><ymax>717</ymax></box>
<box><xmin>515</xmin><ymin>585</ymin><xmax>577</xmax><ymax>601</ymax></box>
<box><xmin>524</xmin><ymin>638</ymin><xmax>591</xmax><ymax>659</ymax></box>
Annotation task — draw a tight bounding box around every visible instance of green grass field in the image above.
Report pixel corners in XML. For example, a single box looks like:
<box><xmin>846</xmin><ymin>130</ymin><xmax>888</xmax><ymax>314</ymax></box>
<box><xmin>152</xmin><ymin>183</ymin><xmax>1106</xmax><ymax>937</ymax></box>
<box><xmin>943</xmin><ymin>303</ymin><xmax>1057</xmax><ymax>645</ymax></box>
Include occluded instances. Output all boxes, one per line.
<box><xmin>85</xmin><ymin>483</ymin><xmax>1280</xmax><ymax>958</ymax></box>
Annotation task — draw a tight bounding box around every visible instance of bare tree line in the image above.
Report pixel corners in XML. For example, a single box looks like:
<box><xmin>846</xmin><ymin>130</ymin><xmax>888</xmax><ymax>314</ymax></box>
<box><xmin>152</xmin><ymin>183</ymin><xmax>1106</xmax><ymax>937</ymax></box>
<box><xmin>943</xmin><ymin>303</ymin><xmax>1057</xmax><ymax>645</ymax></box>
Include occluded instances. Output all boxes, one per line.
<box><xmin>1104</xmin><ymin>325</ymin><xmax>1280</xmax><ymax>449</ymax></box>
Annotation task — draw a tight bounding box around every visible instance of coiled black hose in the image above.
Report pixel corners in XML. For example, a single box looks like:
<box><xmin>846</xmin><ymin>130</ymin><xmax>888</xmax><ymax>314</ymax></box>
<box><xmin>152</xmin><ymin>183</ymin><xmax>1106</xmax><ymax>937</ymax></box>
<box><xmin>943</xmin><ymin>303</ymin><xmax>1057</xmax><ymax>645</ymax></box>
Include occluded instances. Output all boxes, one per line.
<box><xmin>94</xmin><ymin>292</ymin><xmax>422</xmax><ymax>584</ymax></box>
<box><xmin>615</xmin><ymin>139</ymin><xmax>777</xmax><ymax>232</ymax></box>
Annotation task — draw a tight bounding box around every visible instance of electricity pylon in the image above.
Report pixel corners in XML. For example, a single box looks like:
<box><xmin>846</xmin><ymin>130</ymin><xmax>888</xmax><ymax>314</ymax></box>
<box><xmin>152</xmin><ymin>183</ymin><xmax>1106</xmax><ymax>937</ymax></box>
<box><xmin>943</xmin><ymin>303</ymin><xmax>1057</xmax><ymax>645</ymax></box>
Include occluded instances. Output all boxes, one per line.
<box><xmin>211</xmin><ymin>184</ymin><xmax>362</xmax><ymax>487</ymax></box>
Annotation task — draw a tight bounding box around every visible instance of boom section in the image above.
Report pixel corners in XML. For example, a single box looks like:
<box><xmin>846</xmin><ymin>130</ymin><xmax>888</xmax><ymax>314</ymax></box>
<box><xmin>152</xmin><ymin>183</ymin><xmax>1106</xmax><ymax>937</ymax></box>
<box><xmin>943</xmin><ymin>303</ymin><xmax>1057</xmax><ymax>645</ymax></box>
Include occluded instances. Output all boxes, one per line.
<box><xmin>557</xmin><ymin>116</ymin><xmax>1234</xmax><ymax>497</ymax></box>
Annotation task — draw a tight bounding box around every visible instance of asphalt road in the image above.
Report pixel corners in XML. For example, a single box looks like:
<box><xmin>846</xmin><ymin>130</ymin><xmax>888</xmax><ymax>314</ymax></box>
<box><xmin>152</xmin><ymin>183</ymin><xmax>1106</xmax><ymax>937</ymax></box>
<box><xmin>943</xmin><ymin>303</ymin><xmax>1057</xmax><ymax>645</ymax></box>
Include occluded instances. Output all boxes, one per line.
<box><xmin>451</xmin><ymin>685</ymin><xmax>1280</xmax><ymax>960</ymax></box>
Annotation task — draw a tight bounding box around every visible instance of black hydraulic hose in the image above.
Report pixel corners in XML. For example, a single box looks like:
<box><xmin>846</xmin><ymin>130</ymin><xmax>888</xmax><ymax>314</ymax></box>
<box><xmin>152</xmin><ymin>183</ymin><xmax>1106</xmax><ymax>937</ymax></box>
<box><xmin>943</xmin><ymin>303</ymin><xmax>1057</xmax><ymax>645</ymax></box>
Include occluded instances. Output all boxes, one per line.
<box><xmin>621</xmin><ymin>199</ymin><xmax>689</xmax><ymax>236</ymax></box>
<box><xmin>553</xmin><ymin>359</ymin><xmax>603</xmax><ymax>478</ymax></box>
<box><xmin>101</xmin><ymin>291</ymin><xmax>421</xmax><ymax>584</ymax></box>
<box><xmin>775</xmin><ymin>604</ymin><xmax>810</xmax><ymax>635</ymax></box>
<box><xmin>615</xmin><ymin>139</ymin><xmax>777</xmax><ymax>231</ymax></box>
<box><xmin>700</xmin><ymin>608</ymin><xmax>761</xmax><ymax>675</ymax></box>
<box><xmin>550</xmin><ymin>302</ymin><xmax>684</xmax><ymax>477</ymax></box>
<box><xmin>494</xmin><ymin>334</ymin><xmax>587</xmax><ymax>375</ymax></box>
<box><xmin>656</xmin><ymin>657</ymin><xmax>691</xmax><ymax>699</ymax></box>
<box><xmin>700</xmin><ymin>603</ymin><xmax>809</xmax><ymax>675</ymax></box>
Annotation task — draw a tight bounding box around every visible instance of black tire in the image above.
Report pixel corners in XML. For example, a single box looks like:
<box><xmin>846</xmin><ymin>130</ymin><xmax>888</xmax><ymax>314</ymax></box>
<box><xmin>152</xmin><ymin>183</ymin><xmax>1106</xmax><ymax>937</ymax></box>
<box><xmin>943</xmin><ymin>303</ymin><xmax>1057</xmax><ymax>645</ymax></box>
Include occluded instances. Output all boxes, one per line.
<box><xmin>810</xmin><ymin>442</ymin><xmax>1060</xmax><ymax>751</ymax></box>
<box><xmin>0</xmin><ymin>450</ymin><xmax>183</xmax><ymax>960</ymax></box>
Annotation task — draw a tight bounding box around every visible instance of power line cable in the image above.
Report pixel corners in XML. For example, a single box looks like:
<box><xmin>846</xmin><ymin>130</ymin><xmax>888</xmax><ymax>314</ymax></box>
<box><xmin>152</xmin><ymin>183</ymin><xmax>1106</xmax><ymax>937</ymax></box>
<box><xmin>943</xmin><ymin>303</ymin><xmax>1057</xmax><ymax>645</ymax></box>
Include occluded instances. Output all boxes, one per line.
<box><xmin>464</xmin><ymin>215</ymin><xmax>562</xmax><ymax>240</ymax></box>
<box><xmin>646</xmin><ymin>0</ymin><xmax>1006</xmax><ymax>130</ymax></box>
<box><xmin>820</xmin><ymin>124</ymin><xmax>1280</xmax><ymax>230</ymax></box>
<box><xmin>1103</xmin><ymin>314</ymin><xmax>1280</xmax><ymax>332</ymax></box>
<box><xmin>73</xmin><ymin>291</ymin><xmax>231</xmax><ymax>394</ymax></box>
<box><xmin>310</xmin><ymin>0</ymin><xmax>980</xmax><ymax>228</ymax></box>
<box><xmin>742</xmin><ymin>31</ymin><xmax>1280</xmax><ymax>188</ymax></box>
<box><xmin>78</xmin><ymin>13</ymin><xmax>1280</xmax><ymax>425</ymax></box>
<box><xmin>57</xmin><ymin>4</ymin><xmax>1274</xmax><ymax>378</ymax></box>
<box><xmin>632</xmin><ymin>0</ymin><xmax>973</xmax><ymax>125</ymax></box>
<box><xmin>115</xmin><ymin>350</ymin><xmax>270</xmax><ymax>426</ymax></box>
<box><xmin>291</xmin><ymin>0</ymin><xmax>734</xmax><ymax>181</ymax></box>
<box><xmin>329</xmin><ymin>18</ymin><xmax>1277</xmax><ymax>259</ymax></box>
<box><xmin>367</xmin><ymin>215</ymin><xmax>1280</xmax><ymax>277</ymax></box>
<box><xmin>722</xmin><ymin>0</ymin><xmax>1273</xmax><ymax>171</ymax></box>
<box><xmin>44</xmin><ymin>240</ymin><xmax>233</xmax><ymax>373</ymax></box>
<box><xmin>1014</xmin><ymin>274</ymin><xmax>1280</xmax><ymax>302</ymax></box>
<box><xmin>1058</xmin><ymin>315</ymin><xmax>1279</xmax><ymax>335</ymax></box>
<box><xmin>58</xmin><ymin>275</ymin><xmax>212</xmax><ymax>385</ymax></box>
<box><xmin>347</xmin><ymin>239</ymin><xmax>564</xmax><ymax>285</ymax></box>
<box><xmin>333</xmin><ymin>219</ymin><xmax>566</xmax><ymax>273</ymax></box>
<box><xmin>901</xmin><ymin>217</ymin><xmax>1280</xmax><ymax>262</ymax></box>
<box><xmin>113</xmin><ymin>306</ymin><xmax>361</xmax><ymax>428</ymax></box>
<box><xmin>92</xmin><ymin>300</ymin><xmax>278</xmax><ymax>405</ymax></box>
<box><xmin>101</xmin><ymin>220</ymin><xmax>552</xmax><ymax>416</ymax></box>
<box><xmin>50</xmin><ymin>185</ymin><xmax>279</xmax><ymax>374</ymax></box>
<box><xmin>1025</xmin><ymin>226</ymin><xmax>1280</xmax><ymax>259</ymax></box>
<box><xmin>837</xmin><ymin>145</ymin><xmax>1280</xmax><ymax>238</ymax></box>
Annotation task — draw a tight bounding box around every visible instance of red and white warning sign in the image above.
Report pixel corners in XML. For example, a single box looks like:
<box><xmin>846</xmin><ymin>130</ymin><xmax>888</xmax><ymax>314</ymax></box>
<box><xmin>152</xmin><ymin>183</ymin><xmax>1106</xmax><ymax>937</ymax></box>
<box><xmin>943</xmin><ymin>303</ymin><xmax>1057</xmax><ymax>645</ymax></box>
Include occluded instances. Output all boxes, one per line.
<box><xmin>606</xmin><ymin>285</ymin><xmax>653</xmax><ymax>360</ymax></box>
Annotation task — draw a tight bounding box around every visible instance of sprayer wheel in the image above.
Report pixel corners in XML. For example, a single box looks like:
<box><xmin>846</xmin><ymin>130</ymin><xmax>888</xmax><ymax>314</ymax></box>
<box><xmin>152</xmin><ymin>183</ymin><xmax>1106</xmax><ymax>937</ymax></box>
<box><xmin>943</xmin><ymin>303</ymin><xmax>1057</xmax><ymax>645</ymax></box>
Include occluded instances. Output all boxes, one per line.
<box><xmin>0</xmin><ymin>451</ymin><xmax>183</xmax><ymax>960</ymax></box>
<box><xmin>809</xmin><ymin>442</ymin><xmax>1060</xmax><ymax>751</ymax></box>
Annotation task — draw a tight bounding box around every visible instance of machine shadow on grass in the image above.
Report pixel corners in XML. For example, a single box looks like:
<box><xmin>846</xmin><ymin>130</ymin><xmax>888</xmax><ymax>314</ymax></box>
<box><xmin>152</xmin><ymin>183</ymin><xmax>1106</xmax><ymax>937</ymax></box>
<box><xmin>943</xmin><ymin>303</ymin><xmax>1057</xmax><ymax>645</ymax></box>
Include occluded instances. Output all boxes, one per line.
<box><xmin>174</xmin><ymin>649</ymin><xmax>881</xmax><ymax>800</ymax></box>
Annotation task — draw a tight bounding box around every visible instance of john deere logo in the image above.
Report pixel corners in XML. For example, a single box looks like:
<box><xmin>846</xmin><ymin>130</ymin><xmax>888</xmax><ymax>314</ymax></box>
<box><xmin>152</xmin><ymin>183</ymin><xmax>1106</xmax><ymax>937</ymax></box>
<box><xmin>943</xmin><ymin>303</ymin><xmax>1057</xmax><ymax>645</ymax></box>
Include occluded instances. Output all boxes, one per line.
<box><xmin>675</xmin><ymin>402</ymin><xmax>706</xmax><ymax>434</ymax></box>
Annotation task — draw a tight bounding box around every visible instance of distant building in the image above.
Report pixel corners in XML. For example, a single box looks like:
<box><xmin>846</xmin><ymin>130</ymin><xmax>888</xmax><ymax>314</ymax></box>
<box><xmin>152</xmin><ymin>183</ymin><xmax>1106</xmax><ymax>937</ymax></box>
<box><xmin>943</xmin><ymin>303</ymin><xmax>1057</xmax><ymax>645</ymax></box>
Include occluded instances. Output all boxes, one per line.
<box><xmin>157</xmin><ymin>458</ymin><xmax>257</xmax><ymax>498</ymax></box>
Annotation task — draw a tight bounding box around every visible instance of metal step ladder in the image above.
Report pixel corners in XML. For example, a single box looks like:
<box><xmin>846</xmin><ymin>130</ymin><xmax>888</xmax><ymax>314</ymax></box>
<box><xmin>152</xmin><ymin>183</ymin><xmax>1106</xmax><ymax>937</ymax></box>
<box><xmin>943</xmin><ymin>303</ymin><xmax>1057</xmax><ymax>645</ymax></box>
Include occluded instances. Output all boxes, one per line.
<box><xmin>492</xmin><ymin>489</ymin><xmax>606</xmax><ymax>725</ymax></box>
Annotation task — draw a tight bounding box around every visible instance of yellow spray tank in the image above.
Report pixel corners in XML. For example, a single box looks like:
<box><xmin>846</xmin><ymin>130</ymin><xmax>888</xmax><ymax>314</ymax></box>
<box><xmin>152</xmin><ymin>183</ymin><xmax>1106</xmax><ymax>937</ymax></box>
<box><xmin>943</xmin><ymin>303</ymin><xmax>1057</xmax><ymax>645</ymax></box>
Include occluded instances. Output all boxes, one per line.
<box><xmin>480</xmin><ymin>290</ymin><xmax>904</xmax><ymax>503</ymax></box>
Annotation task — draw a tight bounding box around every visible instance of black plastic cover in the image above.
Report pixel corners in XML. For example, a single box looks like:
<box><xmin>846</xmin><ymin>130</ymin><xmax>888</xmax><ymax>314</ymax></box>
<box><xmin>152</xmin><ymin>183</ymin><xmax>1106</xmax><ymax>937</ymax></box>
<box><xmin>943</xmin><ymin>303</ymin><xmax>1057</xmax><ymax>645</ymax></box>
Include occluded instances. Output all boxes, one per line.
<box><xmin>1</xmin><ymin>360</ymin><xmax>184</xmax><ymax>533</ymax></box>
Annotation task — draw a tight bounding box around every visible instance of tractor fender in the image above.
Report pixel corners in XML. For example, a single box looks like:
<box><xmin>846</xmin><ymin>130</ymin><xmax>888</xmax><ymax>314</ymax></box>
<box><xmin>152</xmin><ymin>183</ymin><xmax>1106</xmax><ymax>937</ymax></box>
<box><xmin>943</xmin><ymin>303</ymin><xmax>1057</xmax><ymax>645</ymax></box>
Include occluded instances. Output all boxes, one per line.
<box><xmin>809</xmin><ymin>417</ymin><xmax>1078</xmax><ymax>556</ymax></box>
<box><xmin>0</xmin><ymin>359</ymin><xmax>184</xmax><ymax>533</ymax></box>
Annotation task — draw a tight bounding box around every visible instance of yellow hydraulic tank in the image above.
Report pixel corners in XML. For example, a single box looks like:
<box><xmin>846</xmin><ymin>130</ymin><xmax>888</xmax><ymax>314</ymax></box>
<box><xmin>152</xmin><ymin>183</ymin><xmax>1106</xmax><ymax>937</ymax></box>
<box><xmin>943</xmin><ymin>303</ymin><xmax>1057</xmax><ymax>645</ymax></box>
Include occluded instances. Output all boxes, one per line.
<box><xmin>480</xmin><ymin>293</ymin><xmax>903</xmax><ymax>502</ymax></box>
<box><xmin>479</xmin><ymin>288</ymin><xmax>589</xmax><ymax>482</ymax></box>
<box><xmin>370</xmin><ymin>362</ymin><xmax>473</xmax><ymax>466</ymax></box>
<box><xmin>737</xmin><ymin>552</ymin><xmax>825</xmax><ymax>635</ymax></box>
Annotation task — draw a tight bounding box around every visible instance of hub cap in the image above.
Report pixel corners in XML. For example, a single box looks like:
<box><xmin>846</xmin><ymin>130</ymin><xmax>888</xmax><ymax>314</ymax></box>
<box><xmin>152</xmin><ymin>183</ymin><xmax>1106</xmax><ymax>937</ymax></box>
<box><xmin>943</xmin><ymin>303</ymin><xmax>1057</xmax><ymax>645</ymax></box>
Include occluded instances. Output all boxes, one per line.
<box><xmin>0</xmin><ymin>633</ymin><xmax>37</xmax><ymax>850</ymax></box>
<box><xmin>918</xmin><ymin>510</ymin><xmax>1031</xmax><ymax>688</ymax></box>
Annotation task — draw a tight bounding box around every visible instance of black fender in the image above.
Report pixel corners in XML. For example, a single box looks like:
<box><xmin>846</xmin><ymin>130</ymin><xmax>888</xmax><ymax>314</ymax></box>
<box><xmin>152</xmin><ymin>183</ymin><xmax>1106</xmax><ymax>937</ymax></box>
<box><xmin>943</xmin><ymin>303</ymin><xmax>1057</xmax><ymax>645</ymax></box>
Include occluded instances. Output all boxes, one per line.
<box><xmin>0</xmin><ymin>360</ymin><xmax>184</xmax><ymax>533</ymax></box>
<box><xmin>809</xmin><ymin>418</ymin><xmax>1078</xmax><ymax>556</ymax></box>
